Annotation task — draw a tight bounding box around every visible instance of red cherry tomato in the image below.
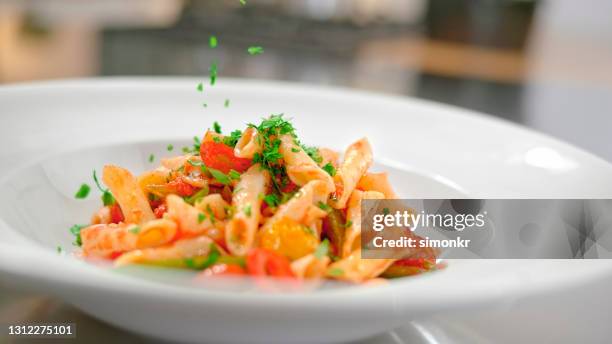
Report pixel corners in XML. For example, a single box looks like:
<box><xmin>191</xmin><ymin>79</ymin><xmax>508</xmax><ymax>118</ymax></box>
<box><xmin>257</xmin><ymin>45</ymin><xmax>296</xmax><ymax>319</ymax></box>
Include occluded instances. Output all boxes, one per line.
<box><xmin>200</xmin><ymin>141</ymin><xmax>251</xmax><ymax>174</ymax></box>
<box><xmin>246</xmin><ymin>248</ymin><xmax>295</xmax><ymax>278</ymax></box>
<box><xmin>109</xmin><ymin>204</ymin><xmax>124</xmax><ymax>223</ymax></box>
<box><xmin>153</xmin><ymin>203</ymin><xmax>167</xmax><ymax>219</ymax></box>
<box><xmin>168</xmin><ymin>179</ymin><xmax>196</xmax><ymax>197</ymax></box>
<box><xmin>199</xmin><ymin>264</ymin><xmax>246</xmax><ymax>277</ymax></box>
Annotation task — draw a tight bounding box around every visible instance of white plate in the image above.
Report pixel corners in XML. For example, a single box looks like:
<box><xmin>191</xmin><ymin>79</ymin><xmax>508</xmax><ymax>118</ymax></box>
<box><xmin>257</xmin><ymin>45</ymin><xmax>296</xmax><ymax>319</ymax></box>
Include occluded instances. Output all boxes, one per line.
<box><xmin>0</xmin><ymin>78</ymin><xmax>611</xmax><ymax>344</ymax></box>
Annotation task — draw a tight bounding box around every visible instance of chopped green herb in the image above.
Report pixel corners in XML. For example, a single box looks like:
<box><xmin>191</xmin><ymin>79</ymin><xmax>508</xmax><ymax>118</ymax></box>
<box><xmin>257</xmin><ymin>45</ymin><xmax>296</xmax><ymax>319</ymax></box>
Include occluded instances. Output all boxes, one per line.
<box><xmin>70</xmin><ymin>224</ymin><xmax>86</xmax><ymax>247</ymax></box>
<box><xmin>222</xmin><ymin>130</ymin><xmax>242</xmax><ymax>148</ymax></box>
<box><xmin>228</xmin><ymin>169</ymin><xmax>241</xmax><ymax>180</ymax></box>
<box><xmin>206</xmin><ymin>204</ymin><xmax>216</xmax><ymax>224</ymax></box>
<box><xmin>212</xmin><ymin>136</ymin><xmax>221</xmax><ymax>143</ymax></box>
<box><xmin>317</xmin><ymin>201</ymin><xmax>331</xmax><ymax>212</ymax></box>
<box><xmin>213</xmin><ymin>121</ymin><xmax>222</xmax><ymax>134</ymax></box>
<box><xmin>182</xmin><ymin>146</ymin><xmax>191</xmax><ymax>153</ymax></box>
<box><xmin>202</xmin><ymin>103</ymin><xmax>208</xmax><ymax>108</ymax></box>
<box><xmin>209</xmin><ymin>35</ymin><xmax>217</xmax><ymax>48</ymax></box>
<box><xmin>95</xmin><ymin>181</ymin><xmax>111</xmax><ymax>204</ymax></box>
<box><xmin>314</xmin><ymin>239</ymin><xmax>329</xmax><ymax>259</ymax></box>
<box><xmin>247</xmin><ymin>46</ymin><xmax>264</xmax><ymax>55</ymax></box>
<box><xmin>328</xmin><ymin>268</ymin><xmax>344</xmax><ymax>277</ymax></box>
<box><xmin>383</xmin><ymin>207</ymin><xmax>390</xmax><ymax>215</ymax></box>
<box><xmin>244</xmin><ymin>204</ymin><xmax>252</xmax><ymax>217</ymax></box>
<box><xmin>197</xmin><ymin>82</ymin><xmax>203</xmax><ymax>92</ymax></box>
<box><xmin>344</xmin><ymin>220</ymin><xmax>353</xmax><ymax>228</ymax></box>
<box><xmin>167</xmin><ymin>144</ymin><xmax>174</xmax><ymax>151</ymax></box>
<box><xmin>185</xmin><ymin>185</ymin><xmax>209</xmax><ymax>205</ymax></box>
<box><xmin>198</xmin><ymin>213</ymin><xmax>206</xmax><ymax>223</ymax></box>
<box><xmin>291</xmin><ymin>147</ymin><xmax>300</xmax><ymax>153</ymax></box>
<box><xmin>56</xmin><ymin>245</ymin><xmax>63</xmax><ymax>254</ymax></box>
<box><xmin>239</xmin><ymin>0</ymin><xmax>246</xmax><ymax>5</ymax></box>
<box><xmin>301</xmin><ymin>144</ymin><xmax>322</xmax><ymax>163</ymax></box>
<box><xmin>209</xmin><ymin>61</ymin><xmax>218</xmax><ymax>85</ymax></box>
<box><xmin>148</xmin><ymin>154</ymin><xmax>155</xmax><ymax>163</ymax></box>
<box><xmin>224</xmin><ymin>99</ymin><xmax>230</xmax><ymax>108</ymax></box>
<box><xmin>74</xmin><ymin>184</ymin><xmax>91</xmax><ymax>199</ymax></box>
<box><xmin>263</xmin><ymin>194</ymin><xmax>280</xmax><ymax>208</ymax></box>
<box><xmin>184</xmin><ymin>244</ymin><xmax>220</xmax><ymax>270</ymax></box>
<box><xmin>208</xmin><ymin>167</ymin><xmax>231</xmax><ymax>185</ymax></box>
<box><xmin>322</xmin><ymin>163</ymin><xmax>336</xmax><ymax>176</ymax></box>
<box><xmin>129</xmin><ymin>226</ymin><xmax>141</xmax><ymax>234</ymax></box>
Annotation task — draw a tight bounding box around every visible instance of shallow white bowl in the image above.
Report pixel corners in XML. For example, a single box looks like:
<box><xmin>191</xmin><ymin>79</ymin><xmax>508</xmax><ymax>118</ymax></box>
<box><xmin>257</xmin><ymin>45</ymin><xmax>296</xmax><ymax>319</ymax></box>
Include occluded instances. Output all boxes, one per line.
<box><xmin>0</xmin><ymin>78</ymin><xmax>611</xmax><ymax>344</ymax></box>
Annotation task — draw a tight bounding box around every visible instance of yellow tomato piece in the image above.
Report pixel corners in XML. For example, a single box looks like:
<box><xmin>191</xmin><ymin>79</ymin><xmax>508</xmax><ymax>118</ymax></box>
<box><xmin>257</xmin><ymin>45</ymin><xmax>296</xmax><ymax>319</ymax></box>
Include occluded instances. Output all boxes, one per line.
<box><xmin>258</xmin><ymin>218</ymin><xmax>319</xmax><ymax>261</ymax></box>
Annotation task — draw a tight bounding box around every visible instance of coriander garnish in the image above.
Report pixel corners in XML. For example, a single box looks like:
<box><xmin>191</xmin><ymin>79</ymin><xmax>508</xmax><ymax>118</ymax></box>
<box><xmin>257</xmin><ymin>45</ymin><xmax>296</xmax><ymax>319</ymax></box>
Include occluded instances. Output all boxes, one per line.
<box><xmin>209</xmin><ymin>35</ymin><xmax>217</xmax><ymax>48</ymax></box>
<box><xmin>167</xmin><ymin>144</ymin><xmax>174</xmax><ymax>151</ymax></box>
<box><xmin>314</xmin><ymin>239</ymin><xmax>329</xmax><ymax>259</ymax></box>
<box><xmin>322</xmin><ymin>163</ymin><xmax>336</xmax><ymax>176</ymax></box>
<box><xmin>247</xmin><ymin>46</ymin><xmax>264</xmax><ymax>55</ymax></box>
<box><xmin>74</xmin><ymin>184</ymin><xmax>91</xmax><ymax>199</ymax></box>
<box><xmin>213</xmin><ymin>121</ymin><xmax>222</xmax><ymax>134</ymax></box>
<box><xmin>328</xmin><ymin>268</ymin><xmax>344</xmax><ymax>277</ymax></box>
<box><xmin>148</xmin><ymin>154</ymin><xmax>155</xmax><ymax>163</ymax></box>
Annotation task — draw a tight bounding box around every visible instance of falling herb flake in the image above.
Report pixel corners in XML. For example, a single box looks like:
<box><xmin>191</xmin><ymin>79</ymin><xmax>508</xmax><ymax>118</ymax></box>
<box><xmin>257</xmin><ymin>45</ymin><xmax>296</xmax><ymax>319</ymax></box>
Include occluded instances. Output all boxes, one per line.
<box><xmin>197</xmin><ymin>83</ymin><xmax>203</xmax><ymax>92</ymax></box>
<box><xmin>224</xmin><ymin>99</ymin><xmax>230</xmax><ymax>108</ymax></box>
<box><xmin>314</xmin><ymin>239</ymin><xmax>329</xmax><ymax>259</ymax></box>
<box><xmin>74</xmin><ymin>184</ymin><xmax>91</xmax><ymax>199</ymax></box>
<box><xmin>148</xmin><ymin>154</ymin><xmax>155</xmax><ymax>163</ymax></box>
<box><xmin>209</xmin><ymin>35</ymin><xmax>218</xmax><ymax>48</ymax></box>
<box><xmin>382</xmin><ymin>207</ymin><xmax>390</xmax><ymax>215</ymax></box>
<box><xmin>213</xmin><ymin>121</ymin><xmax>222</xmax><ymax>134</ymax></box>
<box><xmin>167</xmin><ymin>144</ymin><xmax>174</xmax><ymax>151</ymax></box>
<box><xmin>56</xmin><ymin>245</ymin><xmax>63</xmax><ymax>254</ymax></box>
<box><xmin>70</xmin><ymin>224</ymin><xmax>86</xmax><ymax>247</ymax></box>
<box><xmin>202</xmin><ymin>103</ymin><xmax>208</xmax><ymax>108</ymax></box>
<box><xmin>209</xmin><ymin>61</ymin><xmax>218</xmax><ymax>85</ymax></box>
<box><xmin>239</xmin><ymin>0</ymin><xmax>246</xmax><ymax>5</ymax></box>
<box><xmin>247</xmin><ymin>46</ymin><xmax>264</xmax><ymax>55</ymax></box>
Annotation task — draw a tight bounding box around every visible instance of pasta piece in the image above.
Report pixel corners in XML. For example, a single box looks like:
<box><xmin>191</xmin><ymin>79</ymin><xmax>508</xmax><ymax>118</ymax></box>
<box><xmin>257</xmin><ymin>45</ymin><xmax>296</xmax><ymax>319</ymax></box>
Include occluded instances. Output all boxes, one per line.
<box><xmin>203</xmin><ymin>130</ymin><xmax>224</xmax><ymax>143</ymax></box>
<box><xmin>194</xmin><ymin>194</ymin><xmax>230</xmax><ymax>221</ymax></box>
<box><xmin>81</xmin><ymin>223</ymin><xmax>139</xmax><ymax>258</ymax></box>
<box><xmin>356</xmin><ymin>172</ymin><xmax>397</xmax><ymax>199</ymax></box>
<box><xmin>102</xmin><ymin>165</ymin><xmax>155</xmax><ymax>224</ymax></box>
<box><xmin>279</xmin><ymin>135</ymin><xmax>335</xmax><ymax>194</ymax></box>
<box><xmin>136</xmin><ymin>218</ymin><xmax>178</xmax><ymax>248</ymax></box>
<box><xmin>165</xmin><ymin>194</ymin><xmax>225</xmax><ymax>242</ymax></box>
<box><xmin>226</xmin><ymin>164</ymin><xmax>270</xmax><ymax>256</ymax></box>
<box><xmin>291</xmin><ymin>253</ymin><xmax>331</xmax><ymax>279</ymax></box>
<box><xmin>326</xmin><ymin>249</ymin><xmax>395</xmax><ymax>283</ymax></box>
<box><xmin>115</xmin><ymin>235</ymin><xmax>219</xmax><ymax>266</ymax></box>
<box><xmin>329</xmin><ymin>138</ymin><xmax>373</xmax><ymax>209</ymax></box>
<box><xmin>161</xmin><ymin>155</ymin><xmax>191</xmax><ymax>171</ymax></box>
<box><xmin>234</xmin><ymin>127</ymin><xmax>261</xmax><ymax>159</ymax></box>
<box><xmin>138</xmin><ymin>167</ymin><xmax>172</xmax><ymax>197</ymax></box>
<box><xmin>261</xmin><ymin>180</ymin><xmax>329</xmax><ymax>233</ymax></box>
<box><xmin>91</xmin><ymin>206</ymin><xmax>111</xmax><ymax>225</ymax></box>
<box><xmin>342</xmin><ymin>190</ymin><xmax>385</xmax><ymax>258</ymax></box>
<box><xmin>318</xmin><ymin>147</ymin><xmax>339</xmax><ymax>168</ymax></box>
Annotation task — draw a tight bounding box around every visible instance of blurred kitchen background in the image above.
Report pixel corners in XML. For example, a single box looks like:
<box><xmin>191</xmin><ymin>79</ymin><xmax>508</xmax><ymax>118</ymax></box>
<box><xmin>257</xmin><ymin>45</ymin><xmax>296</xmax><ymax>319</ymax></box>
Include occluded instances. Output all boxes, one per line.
<box><xmin>1</xmin><ymin>0</ymin><xmax>611</xmax><ymax>162</ymax></box>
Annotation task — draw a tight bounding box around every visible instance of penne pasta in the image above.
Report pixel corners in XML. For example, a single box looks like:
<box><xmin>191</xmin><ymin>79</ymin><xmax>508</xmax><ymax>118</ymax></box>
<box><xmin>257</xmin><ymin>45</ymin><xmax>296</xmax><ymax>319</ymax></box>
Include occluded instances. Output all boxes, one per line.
<box><xmin>341</xmin><ymin>190</ymin><xmax>385</xmax><ymax>258</ymax></box>
<box><xmin>115</xmin><ymin>235</ymin><xmax>219</xmax><ymax>266</ymax></box>
<box><xmin>234</xmin><ymin>127</ymin><xmax>261</xmax><ymax>159</ymax></box>
<box><xmin>329</xmin><ymin>138</ymin><xmax>373</xmax><ymax>209</ymax></box>
<box><xmin>356</xmin><ymin>172</ymin><xmax>397</xmax><ymax>199</ymax></box>
<box><xmin>290</xmin><ymin>253</ymin><xmax>331</xmax><ymax>279</ymax></box>
<box><xmin>103</xmin><ymin>165</ymin><xmax>155</xmax><ymax>224</ymax></box>
<box><xmin>318</xmin><ymin>147</ymin><xmax>339</xmax><ymax>168</ymax></box>
<box><xmin>279</xmin><ymin>135</ymin><xmax>335</xmax><ymax>194</ymax></box>
<box><xmin>326</xmin><ymin>249</ymin><xmax>395</xmax><ymax>283</ymax></box>
<box><xmin>166</xmin><ymin>194</ymin><xmax>225</xmax><ymax>242</ymax></box>
<box><xmin>226</xmin><ymin>164</ymin><xmax>271</xmax><ymax>256</ymax></box>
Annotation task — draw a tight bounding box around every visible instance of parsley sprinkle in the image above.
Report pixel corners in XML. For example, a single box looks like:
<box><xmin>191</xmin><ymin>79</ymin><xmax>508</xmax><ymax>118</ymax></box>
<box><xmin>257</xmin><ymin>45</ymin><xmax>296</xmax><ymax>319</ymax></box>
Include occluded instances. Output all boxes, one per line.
<box><xmin>74</xmin><ymin>184</ymin><xmax>91</xmax><ymax>199</ymax></box>
<box><xmin>328</xmin><ymin>268</ymin><xmax>344</xmax><ymax>277</ymax></box>
<box><xmin>206</xmin><ymin>204</ymin><xmax>216</xmax><ymax>224</ymax></box>
<box><xmin>223</xmin><ymin>130</ymin><xmax>242</xmax><ymax>148</ymax></box>
<box><xmin>322</xmin><ymin>163</ymin><xmax>336</xmax><ymax>176</ymax></box>
<box><xmin>208</xmin><ymin>167</ymin><xmax>231</xmax><ymax>185</ymax></box>
<box><xmin>197</xmin><ymin>83</ymin><xmax>203</xmax><ymax>92</ymax></box>
<box><xmin>198</xmin><ymin>213</ymin><xmax>206</xmax><ymax>223</ymax></box>
<box><xmin>317</xmin><ymin>201</ymin><xmax>331</xmax><ymax>212</ymax></box>
<box><xmin>291</xmin><ymin>147</ymin><xmax>300</xmax><ymax>153</ymax></box>
<box><xmin>228</xmin><ymin>169</ymin><xmax>241</xmax><ymax>180</ymax></box>
<box><xmin>213</xmin><ymin>121</ymin><xmax>222</xmax><ymax>134</ymax></box>
<box><xmin>209</xmin><ymin>61</ymin><xmax>218</xmax><ymax>85</ymax></box>
<box><xmin>209</xmin><ymin>35</ymin><xmax>217</xmax><ymax>48</ymax></box>
<box><xmin>383</xmin><ymin>207</ymin><xmax>390</xmax><ymax>215</ymax></box>
<box><xmin>244</xmin><ymin>204</ymin><xmax>252</xmax><ymax>217</ymax></box>
<box><xmin>224</xmin><ymin>99</ymin><xmax>230</xmax><ymax>108</ymax></box>
<box><xmin>202</xmin><ymin>103</ymin><xmax>208</xmax><ymax>108</ymax></box>
<box><xmin>148</xmin><ymin>154</ymin><xmax>155</xmax><ymax>163</ymax></box>
<box><xmin>263</xmin><ymin>194</ymin><xmax>280</xmax><ymax>208</ymax></box>
<box><xmin>70</xmin><ymin>224</ymin><xmax>86</xmax><ymax>247</ymax></box>
<box><xmin>247</xmin><ymin>46</ymin><xmax>264</xmax><ymax>55</ymax></box>
<box><xmin>56</xmin><ymin>245</ymin><xmax>63</xmax><ymax>254</ymax></box>
<box><xmin>167</xmin><ymin>144</ymin><xmax>174</xmax><ymax>151</ymax></box>
<box><xmin>314</xmin><ymin>239</ymin><xmax>329</xmax><ymax>259</ymax></box>
<box><xmin>93</xmin><ymin>170</ymin><xmax>115</xmax><ymax>206</ymax></box>
<box><xmin>344</xmin><ymin>220</ymin><xmax>353</xmax><ymax>228</ymax></box>
<box><xmin>129</xmin><ymin>226</ymin><xmax>141</xmax><ymax>234</ymax></box>
<box><xmin>239</xmin><ymin>0</ymin><xmax>246</xmax><ymax>5</ymax></box>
